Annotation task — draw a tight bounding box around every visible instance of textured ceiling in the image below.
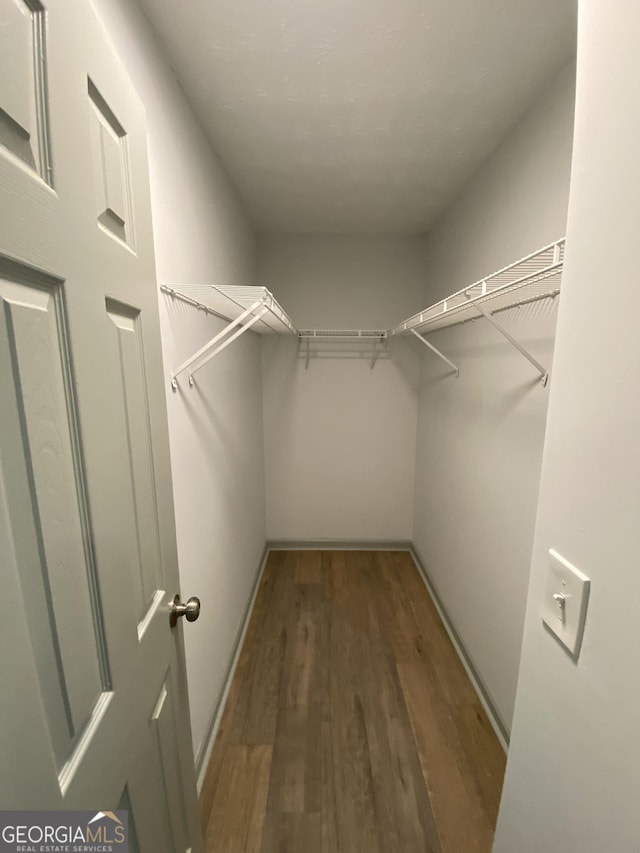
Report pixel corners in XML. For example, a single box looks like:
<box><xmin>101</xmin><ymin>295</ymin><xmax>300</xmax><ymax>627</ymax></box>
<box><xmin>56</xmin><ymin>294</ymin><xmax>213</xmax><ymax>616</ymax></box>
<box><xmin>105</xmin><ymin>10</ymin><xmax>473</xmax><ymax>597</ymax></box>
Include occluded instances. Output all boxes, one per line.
<box><xmin>139</xmin><ymin>0</ymin><xmax>576</xmax><ymax>234</ymax></box>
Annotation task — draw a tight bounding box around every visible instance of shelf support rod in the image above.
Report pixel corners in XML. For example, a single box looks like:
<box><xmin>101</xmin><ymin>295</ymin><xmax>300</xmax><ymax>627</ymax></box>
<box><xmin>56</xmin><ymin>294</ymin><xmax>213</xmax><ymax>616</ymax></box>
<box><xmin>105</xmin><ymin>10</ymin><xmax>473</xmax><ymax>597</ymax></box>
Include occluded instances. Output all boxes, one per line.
<box><xmin>410</xmin><ymin>329</ymin><xmax>459</xmax><ymax>377</ymax></box>
<box><xmin>370</xmin><ymin>336</ymin><xmax>383</xmax><ymax>370</ymax></box>
<box><xmin>305</xmin><ymin>336</ymin><xmax>311</xmax><ymax>370</ymax></box>
<box><xmin>171</xmin><ymin>298</ymin><xmax>264</xmax><ymax>389</ymax></box>
<box><xmin>465</xmin><ymin>295</ymin><xmax>548</xmax><ymax>386</ymax></box>
<box><xmin>188</xmin><ymin>306</ymin><xmax>269</xmax><ymax>386</ymax></box>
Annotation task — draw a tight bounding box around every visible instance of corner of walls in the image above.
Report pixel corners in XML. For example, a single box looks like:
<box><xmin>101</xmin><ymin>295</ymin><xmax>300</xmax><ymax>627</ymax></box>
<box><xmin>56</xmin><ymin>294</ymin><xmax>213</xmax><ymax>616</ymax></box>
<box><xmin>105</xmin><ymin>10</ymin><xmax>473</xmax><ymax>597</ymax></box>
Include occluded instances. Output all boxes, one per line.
<box><xmin>412</xmin><ymin>60</ymin><xmax>576</xmax><ymax>734</ymax></box>
<box><xmin>91</xmin><ymin>0</ymin><xmax>266</xmax><ymax>765</ymax></box>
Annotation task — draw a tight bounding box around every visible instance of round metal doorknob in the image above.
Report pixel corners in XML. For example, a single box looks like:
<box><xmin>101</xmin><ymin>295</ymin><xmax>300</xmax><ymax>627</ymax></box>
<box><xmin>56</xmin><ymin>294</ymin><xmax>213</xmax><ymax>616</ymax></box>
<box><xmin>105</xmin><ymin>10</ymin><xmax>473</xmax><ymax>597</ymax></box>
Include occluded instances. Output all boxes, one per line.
<box><xmin>169</xmin><ymin>594</ymin><xmax>201</xmax><ymax>627</ymax></box>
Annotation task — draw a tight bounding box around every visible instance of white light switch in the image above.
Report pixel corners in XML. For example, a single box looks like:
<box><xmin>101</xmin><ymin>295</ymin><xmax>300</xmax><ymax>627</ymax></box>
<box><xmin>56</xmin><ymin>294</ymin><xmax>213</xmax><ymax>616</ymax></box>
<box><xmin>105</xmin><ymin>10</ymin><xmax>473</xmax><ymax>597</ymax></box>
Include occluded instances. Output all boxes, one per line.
<box><xmin>542</xmin><ymin>549</ymin><xmax>590</xmax><ymax>658</ymax></box>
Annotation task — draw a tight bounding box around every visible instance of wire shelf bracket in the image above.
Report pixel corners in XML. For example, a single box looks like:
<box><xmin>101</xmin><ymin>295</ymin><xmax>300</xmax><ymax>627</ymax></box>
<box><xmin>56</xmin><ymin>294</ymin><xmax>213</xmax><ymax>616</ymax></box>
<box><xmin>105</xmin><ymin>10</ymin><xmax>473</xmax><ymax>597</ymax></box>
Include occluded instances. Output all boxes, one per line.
<box><xmin>370</xmin><ymin>335</ymin><xmax>385</xmax><ymax>370</ymax></box>
<box><xmin>410</xmin><ymin>329</ymin><xmax>459</xmax><ymax>377</ymax></box>
<box><xmin>465</xmin><ymin>294</ymin><xmax>549</xmax><ymax>386</ymax></box>
<box><xmin>162</xmin><ymin>285</ymin><xmax>298</xmax><ymax>389</ymax></box>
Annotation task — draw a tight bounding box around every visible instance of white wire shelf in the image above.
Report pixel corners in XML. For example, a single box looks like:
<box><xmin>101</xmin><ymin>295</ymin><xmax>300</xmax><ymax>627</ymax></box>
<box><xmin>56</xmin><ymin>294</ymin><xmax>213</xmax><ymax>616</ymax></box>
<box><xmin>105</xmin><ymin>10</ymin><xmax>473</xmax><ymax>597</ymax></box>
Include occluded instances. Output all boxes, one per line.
<box><xmin>162</xmin><ymin>285</ymin><xmax>298</xmax><ymax>335</ymax></box>
<box><xmin>162</xmin><ymin>237</ymin><xmax>565</xmax><ymax>387</ymax></box>
<box><xmin>297</xmin><ymin>330</ymin><xmax>387</xmax><ymax>370</ymax></box>
<box><xmin>298</xmin><ymin>329</ymin><xmax>387</xmax><ymax>339</ymax></box>
<box><xmin>389</xmin><ymin>239</ymin><xmax>564</xmax><ymax>336</ymax></box>
<box><xmin>391</xmin><ymin>238</ymin><xmax>565</xmax><ymax>385</ymax></box>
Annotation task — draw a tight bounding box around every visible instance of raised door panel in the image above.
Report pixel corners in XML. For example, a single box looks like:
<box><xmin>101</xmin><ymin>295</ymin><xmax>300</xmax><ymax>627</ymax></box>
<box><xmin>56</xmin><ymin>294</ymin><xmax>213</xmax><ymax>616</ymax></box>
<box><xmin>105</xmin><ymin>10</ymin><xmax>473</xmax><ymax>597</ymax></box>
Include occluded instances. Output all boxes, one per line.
<box><xmin>0</xmin><ymin>259</ymin><xmax>111</xmax><ymax>779</ymax></box>
<box><xmin>88</xmin><ymin>79</ymin><xmax>135</xmax><ymax>248</ymax></box>
<box><xmin>105</xmin><ymin>297</ymin><xmax>164</xmax><ymax>627</ymax></box>
<box><xmin>0</xmin><ymin>0</ymin><xmax>52</xmax><ymax>181</ymax></box>
<box><xmin>127</xmin><ymin>670</ymin><xmax>191</xmax><ymax>853</ymax></box>
<box><xmin>0</xmin><ymin>0</ymin><xmax>58</xmax><ymax>272</ymax></box>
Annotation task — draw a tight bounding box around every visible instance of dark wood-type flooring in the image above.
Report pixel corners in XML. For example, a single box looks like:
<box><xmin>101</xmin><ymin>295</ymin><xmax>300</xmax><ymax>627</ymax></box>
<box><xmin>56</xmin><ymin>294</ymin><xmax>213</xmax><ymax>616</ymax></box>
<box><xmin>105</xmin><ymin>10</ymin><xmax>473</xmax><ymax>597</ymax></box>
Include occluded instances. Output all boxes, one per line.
<box><xmin>199</xmin><ymin>550</ymin><xmax>506</xmax><ymax>852</ymax></box>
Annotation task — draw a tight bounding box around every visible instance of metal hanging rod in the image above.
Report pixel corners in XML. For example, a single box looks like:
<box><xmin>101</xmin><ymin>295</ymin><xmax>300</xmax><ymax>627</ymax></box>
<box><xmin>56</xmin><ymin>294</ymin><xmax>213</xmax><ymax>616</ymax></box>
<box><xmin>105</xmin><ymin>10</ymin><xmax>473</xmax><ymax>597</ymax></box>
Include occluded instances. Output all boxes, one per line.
<box><xmin>298</xmin><ymin>330</ymin><xmax>388</xmax><ymax>339</ymax></box>
<box><xmin>160</xmin><ymin>285</ymin><xmax>231</xmax><ymax>323</ymax></box>
<box><xmin>298</xmin><ymin>330</ymin><xmax>387</xmax><ymax>371</ymax></box>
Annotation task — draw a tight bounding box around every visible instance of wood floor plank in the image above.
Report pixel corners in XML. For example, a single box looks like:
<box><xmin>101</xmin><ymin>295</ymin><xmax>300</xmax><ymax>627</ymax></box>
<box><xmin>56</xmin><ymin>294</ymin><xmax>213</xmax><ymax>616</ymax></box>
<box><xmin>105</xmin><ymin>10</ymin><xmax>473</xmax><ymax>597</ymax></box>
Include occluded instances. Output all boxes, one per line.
<box><xmin>294</xmin><ymin>549</ymin><xmax>322</xmax><ymax>585</ymax></box>
<box><xmin>260</xmin><ymin>813</ymin><xmax>322</xmax><ymax>853</ymax></box>
<box><xmin>200</xmin><ymin>553</ymin><xmax>292</xmax><ymax>833</ymax></box>
<box><xmin>227</xmin><ymin>555</ymin><xmax>294</xmax><ymax>746</ymax></box>
<box><xmin>319</xmin><ymin>720</ymin><xmax>339</xmax><ymax>853</ymax></box>
<box><xmin>200</xmin><ymin>550</ymin><xmax>506</xmax><ymax>853</ymax></box>
<box><xmin>329</xmin><ymin>682</ymin><xmax>382</xmax><ymax>853</ymax></box>
<box><xmin>326</xmin><ymin>552</ymin><xmax>383</xmax><ymax>853</ymax></box>
<box><xmin>303</xmin><ymin>593</ymin><xmax>324</xmax><ymax>815</ymax></box>
<box><xmin>268</xmin><ymin>582</ymin><xmax>320</xmax><ymax>814</ymax></box>
<box><xmin>204</xmin><ymin>745</ymin><xmax>271</xmax><ymax>853</ymax></box>
<box><xmin>198</xmin><ymin>685</ymin><xmax>236</xmax><ymax>835</ymax></box>
<box><xmin>451</xmin><ymin>702</ymin><xmax>506</xmax><ymax>825</ymax></box>
<box><xmin>365</xmin><ymin>587</ymin><xmax>442</xmax><ymax>852</ymax></box>
<box><xmin>398</xmin><ymin>662</ymin><xmax>498</xmax><ymax>852</ymax></box>
<box><xmin>385</xmin><ymin>552</ymin><xmax>483</xmax><ymax>704</ymax></box>
<box><xmin>261</xmin><ymin>579</ymin><xmax>322</xmax><ymax>848</ymax></box>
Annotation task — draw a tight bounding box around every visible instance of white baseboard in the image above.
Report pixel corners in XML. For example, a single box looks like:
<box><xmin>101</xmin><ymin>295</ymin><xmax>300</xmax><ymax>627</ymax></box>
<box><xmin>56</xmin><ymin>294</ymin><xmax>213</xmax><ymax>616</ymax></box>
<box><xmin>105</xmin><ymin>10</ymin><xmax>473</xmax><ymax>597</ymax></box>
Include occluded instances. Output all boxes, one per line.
<box><xmin>195</xmin><ymin>544</ymin><xmax>270</xmax><ymax>793</ymax></box>
<box><xmin>267</xmin><ymin>538</ymin><xmax>413</xmax><ymax>551</ymax></box>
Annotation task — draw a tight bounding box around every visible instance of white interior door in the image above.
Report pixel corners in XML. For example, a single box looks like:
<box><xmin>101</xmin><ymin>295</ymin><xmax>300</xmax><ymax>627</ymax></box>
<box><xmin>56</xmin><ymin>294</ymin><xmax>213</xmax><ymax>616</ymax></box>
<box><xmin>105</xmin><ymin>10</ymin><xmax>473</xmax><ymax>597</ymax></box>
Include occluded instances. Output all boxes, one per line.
<box><xmin>0</xmin><ymin>0</ymin><xmax>201</xmax><ymax>849</ymax></box>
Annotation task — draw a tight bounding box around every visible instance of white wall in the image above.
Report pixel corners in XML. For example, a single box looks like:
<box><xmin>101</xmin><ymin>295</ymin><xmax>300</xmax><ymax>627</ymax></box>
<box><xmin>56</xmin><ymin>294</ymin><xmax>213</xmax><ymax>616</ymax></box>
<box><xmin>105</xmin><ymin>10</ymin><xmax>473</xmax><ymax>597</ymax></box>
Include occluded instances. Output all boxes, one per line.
<box><xmin>413</xmin><ymin>62</ymin><xmax>576</xmax><ymax>735</ymax></box>
<box><xmin>259</xmin><ymin>236</ymin><xmax>426</xmax><ymax>542</ymax></box>
<box><xmin>91</xmin><ymin>0</ymin><xmax>266</xmax><ymax>769</ymax></box>
<box><xmin>494</xmin><ymin>2</ymin><xmax>640</xmax><ymax>848</ymax></box>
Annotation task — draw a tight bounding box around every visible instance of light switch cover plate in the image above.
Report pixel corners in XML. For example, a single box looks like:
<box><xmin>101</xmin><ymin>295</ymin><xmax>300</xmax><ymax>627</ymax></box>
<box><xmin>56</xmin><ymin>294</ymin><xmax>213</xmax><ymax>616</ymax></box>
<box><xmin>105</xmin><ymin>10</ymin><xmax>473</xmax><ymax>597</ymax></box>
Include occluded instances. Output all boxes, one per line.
<box><xmin>542</xmin><ymin>549</ymin><xmax>591</xmax><ymax>658</ymax></box>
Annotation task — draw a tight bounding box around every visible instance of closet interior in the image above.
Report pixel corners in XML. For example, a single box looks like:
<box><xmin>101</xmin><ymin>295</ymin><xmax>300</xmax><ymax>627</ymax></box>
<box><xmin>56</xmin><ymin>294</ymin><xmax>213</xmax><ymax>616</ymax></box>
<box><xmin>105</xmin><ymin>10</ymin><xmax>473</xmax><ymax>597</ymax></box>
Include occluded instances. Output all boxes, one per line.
<box><xmin>87</xmin><ymin>0</ymin><xmax>582</xmax><ymax>847</ymax></box>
